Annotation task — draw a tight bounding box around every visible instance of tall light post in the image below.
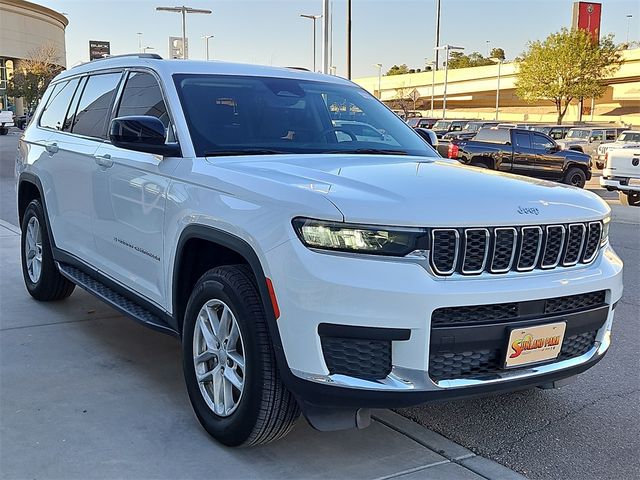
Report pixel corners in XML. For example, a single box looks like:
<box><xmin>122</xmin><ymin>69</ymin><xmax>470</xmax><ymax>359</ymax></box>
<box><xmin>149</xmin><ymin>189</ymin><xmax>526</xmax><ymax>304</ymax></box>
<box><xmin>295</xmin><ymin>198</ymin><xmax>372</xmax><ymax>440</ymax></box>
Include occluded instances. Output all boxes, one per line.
<box><xmin>435</xmin><ymin>45</ymin><xmax>464</xmax><ymax>118</ymax></box>
<box><xmin>156</xmin><ymin>6</ymin><xmax>212</xmax><ymax>59</ymax></box>
<box><xmin>202</xmin><ymin>34</ymin><xmax>213</xmax><ymax>60</ymax></box>
<box><xmin>486</xmin><ymin>40</ymin><xmax>490</xmax><ymax>57</ymax></box>
<box><xmin>434</xmin><ymin>0</ymin><xmax>441</xmax><ymax>70</ymax></box>
<box><xmin>374</xmin><ymin>63</ymin><xmax>382</xmax><ymax>99</ymax></box>
<box><xmin>426</xmin><ymin>60</ymin><xmax>436</xmax><ymax>116</ymax></box>
<box><xmin>143</xmin><ymin>46</ymin><xmax>155</xmax><ymax>54</ymax></box>
<box><xmin>300</xmin><ymin>14</ymin><xmax>322</xmax><ymax>71</ymax></box>
<box><xmin>626</xmin><ymin>14</ymin><xmax>633</xmax><ymax>44</ymax></box>
<box><xmin>346</xmin><ymin>0</ymin><xmax>352</xmax><ymax>79</ymax></box>
<box><xmin>491</xmin><ymin>58</ymin><xmax>504</xmax><ymax>120</ymax></box>
<box><xmin>136</xmin><ymin>32</ymin><xmax>143</xmax><ymax>53</ymax></box>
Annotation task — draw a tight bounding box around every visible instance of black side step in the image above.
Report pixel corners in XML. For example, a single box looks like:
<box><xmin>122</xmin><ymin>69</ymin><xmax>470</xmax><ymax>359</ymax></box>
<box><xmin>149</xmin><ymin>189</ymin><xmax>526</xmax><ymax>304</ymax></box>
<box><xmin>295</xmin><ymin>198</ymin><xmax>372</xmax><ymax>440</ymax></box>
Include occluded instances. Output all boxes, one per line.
<box><xmin>58</xmin><ymin>263</ymin><xmax>177</xmax><ymax>336</ymax></box>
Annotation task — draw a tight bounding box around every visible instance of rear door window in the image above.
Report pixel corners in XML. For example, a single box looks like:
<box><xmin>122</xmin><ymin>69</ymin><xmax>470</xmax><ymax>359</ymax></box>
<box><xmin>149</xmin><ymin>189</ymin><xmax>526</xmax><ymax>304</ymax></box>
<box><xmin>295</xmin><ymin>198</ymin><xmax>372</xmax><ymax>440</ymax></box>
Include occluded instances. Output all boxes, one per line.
<box><xmin>605</xmin><ymin>130</ymin><xmax>616</xmax><ymax>141</ymax></box>
<box><xmin>39</xmin><ymin>79</ymin><xmax>80</xmax><ymax>131</ymax></box>
<box><xmin>514</xmin><ymin>132</ymin><xmax>531</xmax><ymax>149</ymax></box>
<box><xmin>70</xmin><ymin>72</ymin><xmax>122</xmax><ymax>139</ymax></box>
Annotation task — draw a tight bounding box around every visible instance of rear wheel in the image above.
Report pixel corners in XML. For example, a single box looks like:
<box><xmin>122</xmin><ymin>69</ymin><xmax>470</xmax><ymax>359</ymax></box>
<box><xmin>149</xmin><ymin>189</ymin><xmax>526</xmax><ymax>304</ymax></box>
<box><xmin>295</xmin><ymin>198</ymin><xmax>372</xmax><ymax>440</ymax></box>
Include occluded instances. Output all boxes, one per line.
<box><xmin>182</xmin><ymin>265</ymin><xmax>300</xmax><ymax>446</ymax></box>
<box><xmin>563</xmin><ymin>167</ymin><xmax>586</xmax><ymax>188</ymax></box>
<box><xmin>20</xmin><ymin>199</ymin><xmax>75</xmax><ymax>301</ymax></box>
<box><xmin>619</xmin><ymin>190</ymin><xmax>640</xmax><ymax>207</ymax></box>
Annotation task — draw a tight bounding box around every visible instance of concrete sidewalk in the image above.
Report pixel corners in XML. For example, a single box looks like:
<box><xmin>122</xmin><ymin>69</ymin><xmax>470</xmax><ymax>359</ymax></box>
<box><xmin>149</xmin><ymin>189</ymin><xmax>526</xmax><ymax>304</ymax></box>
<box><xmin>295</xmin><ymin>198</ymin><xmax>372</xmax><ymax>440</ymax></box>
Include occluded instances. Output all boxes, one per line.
<box><xmin>0</xmin><ymin>220</ymin><xmax>524</xmax><ymax>479</ymax></box>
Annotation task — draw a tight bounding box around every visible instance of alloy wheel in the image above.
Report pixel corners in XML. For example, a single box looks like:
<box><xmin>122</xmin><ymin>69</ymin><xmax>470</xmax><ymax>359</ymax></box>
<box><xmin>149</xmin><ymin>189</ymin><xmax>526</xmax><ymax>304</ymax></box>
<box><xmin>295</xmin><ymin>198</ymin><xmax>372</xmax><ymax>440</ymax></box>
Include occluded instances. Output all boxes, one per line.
<box><xmin>25</xmin><ymin>216</ymin><xmax>43</xmax><ymax>283</ymax></box>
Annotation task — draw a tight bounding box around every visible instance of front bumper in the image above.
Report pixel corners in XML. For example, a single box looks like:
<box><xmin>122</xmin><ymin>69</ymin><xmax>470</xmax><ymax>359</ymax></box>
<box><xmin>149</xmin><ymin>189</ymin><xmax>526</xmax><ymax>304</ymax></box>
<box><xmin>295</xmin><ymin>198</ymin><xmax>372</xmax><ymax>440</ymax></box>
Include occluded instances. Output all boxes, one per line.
<box><xmin>266</xmin><ymin>240</ymin><xmax>623</xmax><ymax>407</ymax></box>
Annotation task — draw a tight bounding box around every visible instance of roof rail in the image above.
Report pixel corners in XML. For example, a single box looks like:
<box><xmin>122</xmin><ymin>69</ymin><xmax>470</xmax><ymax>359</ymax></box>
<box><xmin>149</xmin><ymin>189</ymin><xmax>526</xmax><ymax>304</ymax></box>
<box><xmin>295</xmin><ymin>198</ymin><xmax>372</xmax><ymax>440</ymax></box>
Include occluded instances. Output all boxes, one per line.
<box><xmin>286</xmin><ymin>66</ymin><xmax>311</xmax><ymax>71</ymax></box>
<box><xmin>90</xmin><ymin>53</ymin><xmax>162</xmax><ymax>63</ymax></box>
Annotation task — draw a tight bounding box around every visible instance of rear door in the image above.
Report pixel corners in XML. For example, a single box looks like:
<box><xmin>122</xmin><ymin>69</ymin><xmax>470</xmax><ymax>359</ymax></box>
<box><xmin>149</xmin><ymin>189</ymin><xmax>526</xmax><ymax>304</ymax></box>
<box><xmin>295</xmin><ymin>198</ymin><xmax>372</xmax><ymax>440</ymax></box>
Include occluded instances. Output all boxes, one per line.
<box><xmin>511</xmin><ymin>131</ymin><xmax>537</xmax><ymax>177</ymax></box>
<box><xmin>91</xmin><ymin>70</ymin><xmax>179</xmax><ymax>307</ymax></box>
<box><xmin>531</xmin><ymin>132</ymin><xmax>564</xmax><ymax>180</ymax></box>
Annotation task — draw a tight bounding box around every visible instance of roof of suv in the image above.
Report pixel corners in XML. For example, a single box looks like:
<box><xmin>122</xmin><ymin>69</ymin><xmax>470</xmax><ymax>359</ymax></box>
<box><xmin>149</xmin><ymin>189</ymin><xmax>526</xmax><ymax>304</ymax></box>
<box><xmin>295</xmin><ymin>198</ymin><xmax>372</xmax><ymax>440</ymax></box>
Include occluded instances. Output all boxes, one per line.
<box><xmin>54</xmin><ymin>54</ymin><xmax>355</xmax><ymax>86</ymax></box>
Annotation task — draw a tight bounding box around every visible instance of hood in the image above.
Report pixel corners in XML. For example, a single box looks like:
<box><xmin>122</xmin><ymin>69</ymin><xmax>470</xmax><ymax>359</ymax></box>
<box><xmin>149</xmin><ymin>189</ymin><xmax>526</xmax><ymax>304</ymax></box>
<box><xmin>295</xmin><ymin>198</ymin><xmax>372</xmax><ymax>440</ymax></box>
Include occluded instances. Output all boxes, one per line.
<box><xmin>557</xmin><ymin>138</ymin><xmax>587</xmax><ymax>146</ymax></box>
<box><xmin>213</xmin><ymin>154</ymin><xmax>609</xmax><ymax>227</ymax></box>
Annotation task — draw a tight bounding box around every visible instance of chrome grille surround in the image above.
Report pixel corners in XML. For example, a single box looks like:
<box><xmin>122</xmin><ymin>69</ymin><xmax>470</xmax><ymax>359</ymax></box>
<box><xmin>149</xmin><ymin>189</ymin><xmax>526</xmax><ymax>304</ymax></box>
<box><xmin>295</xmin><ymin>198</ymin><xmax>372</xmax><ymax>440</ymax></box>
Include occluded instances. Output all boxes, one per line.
<box><xmin>428</xmin><ymin>221</ymin><xmax>603</xmax><ymax>277</ymax></box>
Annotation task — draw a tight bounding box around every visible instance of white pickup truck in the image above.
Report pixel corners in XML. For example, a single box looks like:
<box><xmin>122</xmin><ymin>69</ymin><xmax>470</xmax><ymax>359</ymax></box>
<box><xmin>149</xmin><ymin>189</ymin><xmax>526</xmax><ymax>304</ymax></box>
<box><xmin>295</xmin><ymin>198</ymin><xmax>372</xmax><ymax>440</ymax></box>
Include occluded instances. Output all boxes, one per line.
<box><xmin>0</xmin><ymin>110</ymin><xmax>15</xmax><ymax>135</ymax></box>
<box><xmin>600</xmin><ymin>148</ymin><xmax>640</xmax><ymax>206</ymax></box>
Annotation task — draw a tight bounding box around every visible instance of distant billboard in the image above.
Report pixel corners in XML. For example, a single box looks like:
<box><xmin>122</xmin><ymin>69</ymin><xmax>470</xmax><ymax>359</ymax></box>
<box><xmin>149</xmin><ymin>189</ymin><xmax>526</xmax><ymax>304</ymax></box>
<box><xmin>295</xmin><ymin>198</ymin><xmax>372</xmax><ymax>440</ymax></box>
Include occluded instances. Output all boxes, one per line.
<box><xmin>89</xmin><ymin>40</ymin><xmax>110</xmax><ymax>60</ymax></box>
<box><xmin>572</xmin><ymin>2</ymin><xmax>602</xmax><ymax>43</ymax></box>
<box><xmin>169</xmin><ymin>37</ymin><xmax>189</xmax><ymax>59</ymax></box>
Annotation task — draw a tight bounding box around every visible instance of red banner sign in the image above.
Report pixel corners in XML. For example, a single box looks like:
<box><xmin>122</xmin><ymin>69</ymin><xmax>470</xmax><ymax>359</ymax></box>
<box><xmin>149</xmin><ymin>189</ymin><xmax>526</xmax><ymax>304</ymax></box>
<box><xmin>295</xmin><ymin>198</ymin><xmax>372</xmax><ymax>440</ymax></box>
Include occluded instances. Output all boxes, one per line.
<box><xmin>572</xmin><ymin>2</ymin><xmax>602</xmax><ymax>43</ymax></box>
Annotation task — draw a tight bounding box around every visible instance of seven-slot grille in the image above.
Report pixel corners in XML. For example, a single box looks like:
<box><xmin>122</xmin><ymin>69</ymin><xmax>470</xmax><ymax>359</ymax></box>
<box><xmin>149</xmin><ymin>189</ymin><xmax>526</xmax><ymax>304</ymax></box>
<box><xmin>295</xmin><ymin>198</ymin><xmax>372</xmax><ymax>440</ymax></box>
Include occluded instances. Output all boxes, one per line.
<box><xmin>430</xmin><ymin>221</ymin><xmax>602</xmax><ymax>276</ymax></box>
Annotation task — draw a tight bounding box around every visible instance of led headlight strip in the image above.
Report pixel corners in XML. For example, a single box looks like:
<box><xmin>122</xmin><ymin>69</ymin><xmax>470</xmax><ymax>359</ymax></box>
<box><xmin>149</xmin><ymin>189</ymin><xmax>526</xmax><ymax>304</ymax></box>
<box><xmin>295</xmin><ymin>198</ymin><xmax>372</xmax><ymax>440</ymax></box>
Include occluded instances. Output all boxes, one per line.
<box><xmin>292</xmin><ymin>218</ymin><xmax>429</xmax><ymax>256</ymax></box>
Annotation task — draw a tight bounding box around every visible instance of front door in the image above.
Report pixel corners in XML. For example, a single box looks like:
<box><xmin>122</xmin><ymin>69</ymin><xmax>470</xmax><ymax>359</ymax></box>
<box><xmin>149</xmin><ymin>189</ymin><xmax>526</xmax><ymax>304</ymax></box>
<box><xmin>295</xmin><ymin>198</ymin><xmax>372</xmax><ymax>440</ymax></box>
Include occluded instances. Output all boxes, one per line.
<box><xmin>90</xmin><ymin>71</ymin><xmax>178</xmax><ymax>308</ymax></box>
<box><xmin>531</xmin><ymin>133</ymin><xmax>564</xmax><ymax>180</ymax></box>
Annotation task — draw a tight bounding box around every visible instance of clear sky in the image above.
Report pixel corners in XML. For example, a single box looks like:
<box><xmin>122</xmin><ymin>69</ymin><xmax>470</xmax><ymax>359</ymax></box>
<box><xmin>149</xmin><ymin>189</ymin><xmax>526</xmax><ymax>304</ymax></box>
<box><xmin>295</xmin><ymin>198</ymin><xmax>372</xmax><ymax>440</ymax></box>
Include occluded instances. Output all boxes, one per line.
<box><xmin>38</xmin><ymin>0</ymin><xmax>639</xmax><ymax>78</ymax></box>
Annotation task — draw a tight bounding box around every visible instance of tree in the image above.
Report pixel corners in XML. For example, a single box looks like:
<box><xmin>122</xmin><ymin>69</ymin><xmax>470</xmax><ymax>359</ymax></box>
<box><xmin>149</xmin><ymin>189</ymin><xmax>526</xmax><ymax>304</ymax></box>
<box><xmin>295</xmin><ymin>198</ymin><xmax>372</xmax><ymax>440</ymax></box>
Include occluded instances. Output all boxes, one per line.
<box><xmin>5</xmin><ymin>43</ymin><xmax>64</xmax><ymax>111</ymax></box>
<box><xmin>386</xmin><ymin>64</ymin><xmax>409</xmax><ymax>76</ymax></box>
<box><xmin>489</xmin><ymin>47</ymin><xmax>506</xmax><ymax>60</ymax></box>
<box><xmin>389</xmin><ymin>84</ymin><xmax>412</xmax><ymax>117</ymax></box>
<box><xmin>447</xmin><ymin>51</ymin><xmax>496</xmax><ymax>69</ymax></box>
<box><xmin>515</xmin><ymin>28</ymin><xmax>623</xmax><ymax>125</ymax></box>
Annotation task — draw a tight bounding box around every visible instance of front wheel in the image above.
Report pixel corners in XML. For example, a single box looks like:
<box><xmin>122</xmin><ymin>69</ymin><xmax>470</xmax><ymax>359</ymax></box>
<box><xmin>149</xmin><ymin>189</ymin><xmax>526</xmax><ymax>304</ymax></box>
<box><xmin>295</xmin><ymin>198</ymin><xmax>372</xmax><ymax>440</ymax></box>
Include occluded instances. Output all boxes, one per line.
<box><xmin>182</xmin><ymin>265</ymin><xmax>300</xmax><ymax>446</ymax></box>
<box><xmin>20</xmin><ymin>199</ymin><xmax>75</xmax><ymax>301</ymax></box>
<box><xmin>563</xmin><ymin>167</ymin><xmax>586</xmax><ymax>188</ymax></box>
<box><xmin>619</xmin><ymin>190</ymin><xmax>640</xmax><ymax>207</ymax></box>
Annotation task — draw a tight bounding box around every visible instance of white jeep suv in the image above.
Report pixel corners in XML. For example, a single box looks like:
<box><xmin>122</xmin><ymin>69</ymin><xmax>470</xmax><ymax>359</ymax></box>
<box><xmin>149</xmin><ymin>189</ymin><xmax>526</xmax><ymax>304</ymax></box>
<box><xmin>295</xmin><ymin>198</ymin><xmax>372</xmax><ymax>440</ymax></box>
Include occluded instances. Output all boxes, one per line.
<box><xmin>17</xmin><ymin>54</ymin><xmax>623</xmax><ymax>446</ymax></box>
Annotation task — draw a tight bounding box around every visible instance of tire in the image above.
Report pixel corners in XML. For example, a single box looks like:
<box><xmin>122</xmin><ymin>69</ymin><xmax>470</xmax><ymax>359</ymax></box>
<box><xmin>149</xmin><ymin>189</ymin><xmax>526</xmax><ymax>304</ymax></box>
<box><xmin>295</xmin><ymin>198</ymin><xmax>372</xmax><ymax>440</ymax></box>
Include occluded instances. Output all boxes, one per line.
<box><xmin>563</xmin><ymin>167</ymin><xmax>586</xmax><ymax>188</ymax></box>
<box><xmin>182</xmin><ymin>265</ymin><xmax>300</xmax><ymax>446</ymax></box>
<box><xmin>619</xmin><ymin>190</ymin><xmax>640</xmax><ymax>207</ymax></box>
<box><xmin>20</xmin><ymin>199</ymin><xmax>75</xmax><ymax>301</ymax></box>
<box><xmin>0</xmin><ymin>126</ymin><xmax>8</xmax><ymax>135</ymax></box>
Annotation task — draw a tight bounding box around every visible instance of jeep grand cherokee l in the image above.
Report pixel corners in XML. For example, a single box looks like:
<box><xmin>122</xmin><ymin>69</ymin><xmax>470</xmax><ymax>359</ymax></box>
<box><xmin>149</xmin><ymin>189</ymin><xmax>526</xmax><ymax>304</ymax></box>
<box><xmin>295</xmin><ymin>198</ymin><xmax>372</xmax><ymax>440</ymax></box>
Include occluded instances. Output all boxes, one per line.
<box><xmin>17</xmin><ymin>54</ymin><xmax>623</xmax><ymax>446</ymax></box>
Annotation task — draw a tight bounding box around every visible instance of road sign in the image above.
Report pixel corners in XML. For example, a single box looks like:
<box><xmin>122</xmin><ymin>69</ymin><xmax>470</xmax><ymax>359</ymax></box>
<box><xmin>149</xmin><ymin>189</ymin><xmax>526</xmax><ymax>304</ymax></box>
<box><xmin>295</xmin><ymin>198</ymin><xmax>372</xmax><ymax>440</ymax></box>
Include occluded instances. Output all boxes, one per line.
<box><xmin>410</xmin><ymin>89</ymin><xmax>420</xmax><ymax>102</ymax></box>
<box><xmin>89</xmin><ymin>40</ymin><xmax>110</xmax><ymax>60</ymax></box>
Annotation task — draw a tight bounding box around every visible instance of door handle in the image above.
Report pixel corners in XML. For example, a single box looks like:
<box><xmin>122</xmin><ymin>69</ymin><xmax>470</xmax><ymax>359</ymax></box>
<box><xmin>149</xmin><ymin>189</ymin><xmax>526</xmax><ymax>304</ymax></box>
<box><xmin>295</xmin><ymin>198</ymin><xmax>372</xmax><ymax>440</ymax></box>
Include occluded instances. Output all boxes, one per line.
<box><xmin>94</xmin><ymin>153</ymin><xmax>113</xmax><ymax>168</ymax></box>
<box><xmin>44</xmin><ymin>142</ymin><xmax>59</xmax><ymax>154</ymax></box>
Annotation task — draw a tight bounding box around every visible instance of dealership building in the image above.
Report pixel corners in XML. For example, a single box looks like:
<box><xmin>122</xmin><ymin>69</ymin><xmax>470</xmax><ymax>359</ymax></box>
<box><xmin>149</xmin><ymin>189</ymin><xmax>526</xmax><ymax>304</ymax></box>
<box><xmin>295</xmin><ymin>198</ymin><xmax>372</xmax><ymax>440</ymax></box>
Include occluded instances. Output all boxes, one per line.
<box><xmin>0</xmin><ymin>0</ymin><xmax>67</xmax><ymax>114</ymax></box>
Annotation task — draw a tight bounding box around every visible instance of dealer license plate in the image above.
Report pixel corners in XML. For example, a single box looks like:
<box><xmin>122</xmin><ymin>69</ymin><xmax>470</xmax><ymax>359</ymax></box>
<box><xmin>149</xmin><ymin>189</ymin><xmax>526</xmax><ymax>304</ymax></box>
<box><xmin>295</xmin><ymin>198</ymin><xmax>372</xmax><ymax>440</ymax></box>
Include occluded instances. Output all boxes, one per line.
<box><xmin>504</xmin><ymin>322</ymin><xmax>566</xmax><ymax>368</ymax></box>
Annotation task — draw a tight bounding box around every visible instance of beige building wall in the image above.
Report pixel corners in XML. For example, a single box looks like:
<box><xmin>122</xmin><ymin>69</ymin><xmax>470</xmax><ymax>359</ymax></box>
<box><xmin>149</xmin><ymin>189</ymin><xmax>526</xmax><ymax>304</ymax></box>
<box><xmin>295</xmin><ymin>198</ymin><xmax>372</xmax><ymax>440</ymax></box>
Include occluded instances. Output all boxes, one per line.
<box><xmin>0</xmin><ymin>0</ymin><xmax>68</xmax><ymax>66</ymax></box>
<box><xmin>354</xmin><ymin>48</ymin><xmax>640</xmax><ymax>126</ymax></box>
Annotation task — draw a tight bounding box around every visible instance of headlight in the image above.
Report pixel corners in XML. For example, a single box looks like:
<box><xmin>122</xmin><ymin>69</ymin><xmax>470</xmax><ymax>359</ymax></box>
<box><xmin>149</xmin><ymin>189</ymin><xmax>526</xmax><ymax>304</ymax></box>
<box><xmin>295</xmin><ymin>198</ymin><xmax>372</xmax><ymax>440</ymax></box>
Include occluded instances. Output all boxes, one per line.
<box><xmin>292</xmin><ymin>218</ymin><xmax>429</xmax><ymax>256</ymax></box>
<box><xmin>601</xmin><ymin>215</ymin><xmax>611</xmax><ymax>247</ymax></box>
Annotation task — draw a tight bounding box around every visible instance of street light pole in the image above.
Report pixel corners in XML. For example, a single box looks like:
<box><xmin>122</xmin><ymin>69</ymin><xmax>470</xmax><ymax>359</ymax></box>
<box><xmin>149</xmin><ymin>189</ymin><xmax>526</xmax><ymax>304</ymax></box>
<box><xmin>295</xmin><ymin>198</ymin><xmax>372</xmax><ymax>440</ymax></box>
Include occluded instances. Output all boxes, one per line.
<box><xmin>494</xmin><ymin>59</ymin><xmax>503</xmax><ymax>120</ymax></box>
<box><xmin>202</xmin><ymin>35</ymin><xmax>213</xmax><ymax>60</ymax></box>
<box><xmin>136</xmin><ymin>32</ymin><xmax>143</xmax><ymax>53</ymax></box>
<box><xmin>626</xmin><ymin>14</ymin><xmax>633</xmax><ymax>44</ymax></box>
<box><xmin>346</xmin><ymin>0</ymin><xmax>352</xmax><ymax>79</ymax></box>
<box><xmin>435</xmin><ymin>44</ymin><xmax>464</xmax><ymax>119</ymax></box>
<box><xmin>156</xmin><ymin>6</ymin><xmax>212</xmax><ymax>59</ymax></box>
<box><xmin>374</xmin><ymin>63</ymin><xmax>382</xmax><ymax>99</ymax></box>
<box><xmin>434</xmin><ymin>0</ymin><xmax>441</xmax><ymax>71</ymax></box>
<box><xmin>429</xmin><ymin>61</ymin><xmax>436</xmax><ymax>116</ymax></box>
<box><xmin>300</xmin><ymin>14</ymin><xmax>322</xmax><ymax>71</ymax></box>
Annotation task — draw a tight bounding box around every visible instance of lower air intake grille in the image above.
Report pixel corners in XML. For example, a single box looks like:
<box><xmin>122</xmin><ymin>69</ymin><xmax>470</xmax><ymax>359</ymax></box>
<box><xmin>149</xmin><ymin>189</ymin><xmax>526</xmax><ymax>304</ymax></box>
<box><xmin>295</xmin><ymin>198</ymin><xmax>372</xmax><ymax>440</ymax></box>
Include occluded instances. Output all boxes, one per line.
<box><xmin>429</xmin><ymin>331</ymin><xmax>597</xmax><ymax>381</ymax></box>
<box><xmin>320</xmin><ymin>336</ymin><xmax>391</xmax><ymax>380</ymax></box>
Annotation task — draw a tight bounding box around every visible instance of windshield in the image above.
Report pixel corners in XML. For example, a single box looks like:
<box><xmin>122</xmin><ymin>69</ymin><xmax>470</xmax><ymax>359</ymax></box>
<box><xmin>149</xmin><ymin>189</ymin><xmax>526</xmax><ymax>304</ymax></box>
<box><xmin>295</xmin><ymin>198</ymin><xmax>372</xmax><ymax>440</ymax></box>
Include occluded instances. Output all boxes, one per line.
<box><xmin>618</xmin><ymin>132</ymin><xmax>640</xmax><ymax>142</ymax></box>
<box><xmin>432</xmin><ymin>120</ymin><xmax>451</xmax><ymax>130</ymax></box>
<box><xmin>174</xmin><ymin>74</ymin><xmax>434</xmax><ymax>157</ymax></box>
<box><xmin>531</xmin><ymin>126</ymin><xmax>551</xmax><ymax>134</ymax></box>
<box><xmin>566</xmin><ymin>129</ymin><xmax>590</xmax><ymax>139</ymax></box>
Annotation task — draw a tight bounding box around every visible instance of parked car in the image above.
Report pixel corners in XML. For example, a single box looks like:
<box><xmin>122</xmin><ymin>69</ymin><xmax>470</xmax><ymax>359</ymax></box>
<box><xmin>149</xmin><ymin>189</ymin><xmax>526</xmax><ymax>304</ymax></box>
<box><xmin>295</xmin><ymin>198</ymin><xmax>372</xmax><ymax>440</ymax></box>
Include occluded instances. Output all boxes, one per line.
<box><xmin>407</xmin><ymin>117</ymin><xmax>438</xmax><ymax>129</ymax></box>
<box><xmin>332</xmin><ymin>120</ymin><xmax>387</xmax><ymax>142</ymax></box>
<box><xmin>594</xmin><ymin>130</ymin><xmax>640</xmax><ymax>169</ymax></box>
<box><xmin>600</xmin><ymin>147</ymin><xmax>640</xmax><ymax>206</ymax></box>
<box><xmin>431</xmin><ymin>119</ymin><xmax>468</xmax><ymax>138</ymax></box>
<box><xmin>0</xmin><ymin>110</ymin><xmax>15</xmax><ymax>135</ymax></box>
<box><xmin>449</xmin><ymin>127</ymin><xmax>592</xmax><ymax>187</ymax></box>
<box><xmin>413</xmin><ymin>127</ymin><xmax>439</xmax><ymax>151</ymax></box>
<box><xmin>442</xmin><ymin>121</ymin><xmax>499</xmax><ymax>141</ymax></box>
<box><xmin>530</xmin><ymin>124</ymin><xmax>573</xmax><ymax>140</ymax></box>
<box><xmin>556</xmin><ymin>127</ymin><xmax>626</xmax><ymax>159</ymax></box>
<box><xmin>17</xmin><ymin>54</ymin><xmax>622</xmax><ymax>447</ymax></box>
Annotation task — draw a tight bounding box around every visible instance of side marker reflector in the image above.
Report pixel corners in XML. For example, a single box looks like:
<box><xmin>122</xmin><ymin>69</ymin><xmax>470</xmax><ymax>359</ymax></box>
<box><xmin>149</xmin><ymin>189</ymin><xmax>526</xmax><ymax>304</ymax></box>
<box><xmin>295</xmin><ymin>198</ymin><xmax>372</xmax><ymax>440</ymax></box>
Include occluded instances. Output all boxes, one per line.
<box><xmin>266</xmin><ymin>278</ymin><xmax>280</xmax><ymax>320</ymax></box>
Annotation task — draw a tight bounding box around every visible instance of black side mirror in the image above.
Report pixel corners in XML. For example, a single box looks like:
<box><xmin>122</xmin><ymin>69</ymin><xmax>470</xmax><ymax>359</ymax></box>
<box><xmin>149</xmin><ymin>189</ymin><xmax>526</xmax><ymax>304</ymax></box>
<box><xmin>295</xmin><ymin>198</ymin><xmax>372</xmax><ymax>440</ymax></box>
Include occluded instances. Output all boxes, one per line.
<box><xmin>109</xmin><ymin>116</ymin><xmax>180</xmax><ymax>156</ymax></box>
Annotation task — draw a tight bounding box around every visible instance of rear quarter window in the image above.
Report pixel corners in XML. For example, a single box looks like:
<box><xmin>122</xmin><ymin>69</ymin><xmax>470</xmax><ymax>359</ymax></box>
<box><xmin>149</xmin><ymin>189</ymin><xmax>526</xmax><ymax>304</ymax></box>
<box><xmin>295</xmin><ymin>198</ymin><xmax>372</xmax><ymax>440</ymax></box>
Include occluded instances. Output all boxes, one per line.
<box><xmin>39</xmin><ymin>79</ymin><xmax>80</xmax><ymax>131</ymax></box>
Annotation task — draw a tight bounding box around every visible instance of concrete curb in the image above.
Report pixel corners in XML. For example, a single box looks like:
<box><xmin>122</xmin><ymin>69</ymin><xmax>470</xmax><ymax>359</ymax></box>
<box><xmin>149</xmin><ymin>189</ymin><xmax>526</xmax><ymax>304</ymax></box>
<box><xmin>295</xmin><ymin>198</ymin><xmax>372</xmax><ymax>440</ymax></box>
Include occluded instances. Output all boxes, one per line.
<box><xmin>0</xmin><ymin>218</ymin><xmax>20</xmax><ymax>235</ymax></box>
<box><xmin>373</xmin><ymin>410</ymin><xmax>527</xmax><ymax>480</ymax></box>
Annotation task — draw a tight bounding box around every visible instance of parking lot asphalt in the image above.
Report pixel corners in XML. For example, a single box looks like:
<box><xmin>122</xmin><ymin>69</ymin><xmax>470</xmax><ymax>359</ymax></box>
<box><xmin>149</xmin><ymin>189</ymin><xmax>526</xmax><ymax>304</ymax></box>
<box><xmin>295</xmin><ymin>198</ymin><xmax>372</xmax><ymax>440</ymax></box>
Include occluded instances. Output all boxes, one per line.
<box><xmin>1</xmin><ymin>130</ymin><xmax>638</xmax><ymax>479</ymax></box>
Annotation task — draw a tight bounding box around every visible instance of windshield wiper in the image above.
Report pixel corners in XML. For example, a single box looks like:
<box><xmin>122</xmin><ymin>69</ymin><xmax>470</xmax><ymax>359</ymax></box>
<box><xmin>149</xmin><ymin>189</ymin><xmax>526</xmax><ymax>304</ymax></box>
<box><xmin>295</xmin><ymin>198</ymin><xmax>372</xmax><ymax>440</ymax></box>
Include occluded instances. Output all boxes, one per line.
<box><xmin>325</xmin><ymin>148</ymin><xmax>408</xmax><ymax>155</ymax></box>
<box><xmin>204</xmin><ymin>148</ymin><xmax>287</xmax><ymax>157</ymax></box>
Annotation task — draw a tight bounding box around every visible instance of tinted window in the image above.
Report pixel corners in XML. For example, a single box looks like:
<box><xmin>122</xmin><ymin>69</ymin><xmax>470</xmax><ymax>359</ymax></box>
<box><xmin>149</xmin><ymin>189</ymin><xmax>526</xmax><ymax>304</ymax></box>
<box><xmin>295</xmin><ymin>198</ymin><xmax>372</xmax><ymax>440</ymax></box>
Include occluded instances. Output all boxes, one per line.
<box><xmin>531</xmin><ymin>133</ymin><xmax>554</xmax><ymax>150</ymax></box>
<box><xmin>590</xmin><ymin>130</ymin><xmax>604</xmax><ymax>141</ymax></box>
<box><xmin>62</xmin><ymin>77</ymin><xmax>87</xmax><ymax>131</ymax></box>
<box><xmin>514</xmin><ymin>132</ymin><xmax>531</xmax><ymax>148</ymax></box>
<box><xmin>605</xmin><ymin>130</ymin><xmax>616</xmax><ymax>141</ymax></box>
<box><xmin>39</xmin><ymin>79</ymin><xmax>80</xmax><ymax>131</ymax></box>
<box><xmin>71</xmin><ymin>72</ymin><xmax>122</xmax><ymax>138</ymax></box>
<box><xmin>474</xmin><ymin>128</ymin><xmax>510</xmax><ymax>143</ymax></box>
<box><xmin>174</xmin><ymin>74</ymin><xmax>433</xmax><ymax>157</ymax></box>
<box><xmin>116</xmin><ymin>72</ymin><xmax>169</xmax><ymax>127</ymax></box>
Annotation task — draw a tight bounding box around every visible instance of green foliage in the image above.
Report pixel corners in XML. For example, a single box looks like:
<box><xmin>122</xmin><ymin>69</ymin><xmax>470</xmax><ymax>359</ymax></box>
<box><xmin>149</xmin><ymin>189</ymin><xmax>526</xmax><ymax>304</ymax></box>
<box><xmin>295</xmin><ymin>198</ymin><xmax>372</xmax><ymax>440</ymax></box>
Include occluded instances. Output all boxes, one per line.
<box><xmin>490</xmin><ymin>47</ymin><xmax>506</xmax><ymax>60</ymax></box>
<box><xmin>5</xmin><ymin>44</ymin><xmax>64</xmax><ymax>111</ymax></box>
<box><xmin>447</xmin><ymin>51</ymin><xmax>496</xmax><ymax>69</ymax></box>
<box><xmin>515</xmin><ymin>28</ymin><xmax>623</xmax><ymax>124</ymax></box>
<box><xmin>386</xmin><ymin>64</ymin><xmax>410</xmax><ymax>76</ymax></box>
